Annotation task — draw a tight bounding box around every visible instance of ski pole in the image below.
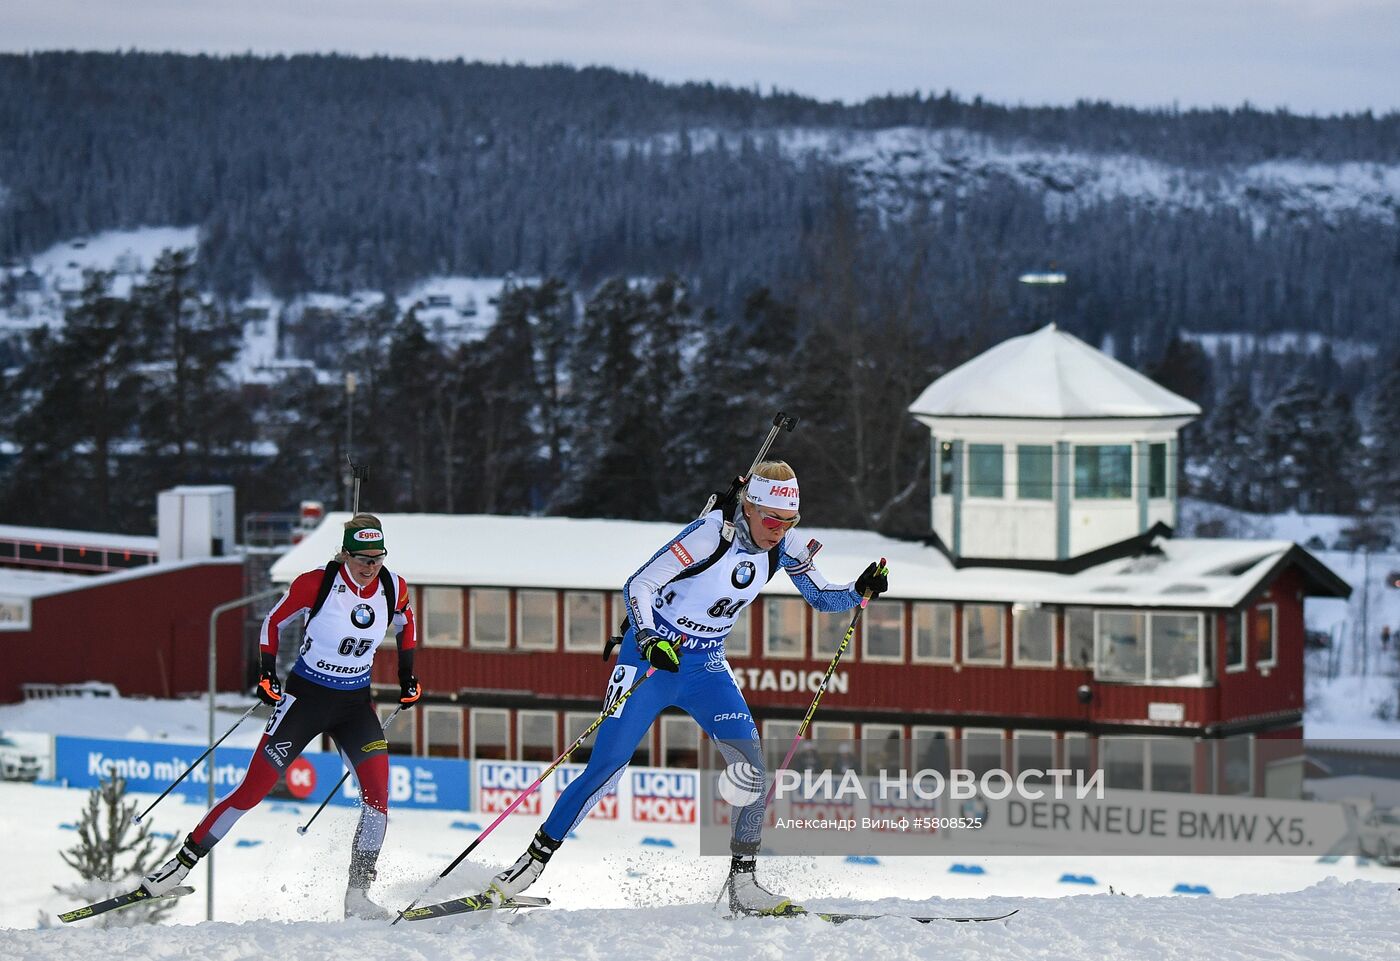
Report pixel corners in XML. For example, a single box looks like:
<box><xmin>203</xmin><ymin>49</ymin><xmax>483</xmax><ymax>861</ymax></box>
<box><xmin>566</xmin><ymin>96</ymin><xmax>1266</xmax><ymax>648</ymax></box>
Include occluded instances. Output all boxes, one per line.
<box><xmin>763</xmin><ymin>558</ymin><xmax>887</xmax><ymax>807</ymax></box>
<box><xmin>393</xmin><ymin>664</ymin><xmax>661</xmax><ymax>924</ymax></box>
<box><xmin>297</xmin><ymin>705</ymin><xmax>403</xmax><ymax>835</ymax></box>
<box><xmin>698</xmin><ymin>411</ymin><xmax>798</xmax><ymax>520</ymax></box>
<box><xmin>134</xmin><ymin>702</ymin><xmax>260</xmax><ymax>824</ymax></box>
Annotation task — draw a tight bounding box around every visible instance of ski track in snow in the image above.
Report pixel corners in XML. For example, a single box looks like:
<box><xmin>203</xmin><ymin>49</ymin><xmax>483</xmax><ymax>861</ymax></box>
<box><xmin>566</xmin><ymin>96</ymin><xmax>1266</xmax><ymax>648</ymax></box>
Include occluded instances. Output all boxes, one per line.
<box><xmin>4</xmin><ymin>775</ymin><xmax>1399</xmax><ymax>960</ymax></box>
<box><xmin>5</xmin><ymin>881</ymin><xmax>1399</xmax><ymax>961</ymax></box>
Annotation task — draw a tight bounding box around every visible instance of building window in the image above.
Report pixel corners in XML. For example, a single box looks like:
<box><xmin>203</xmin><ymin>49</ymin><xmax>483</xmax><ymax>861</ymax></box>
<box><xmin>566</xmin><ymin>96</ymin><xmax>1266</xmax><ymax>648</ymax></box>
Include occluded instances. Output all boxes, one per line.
<box><xmin>1017</xmin><ymin>445</ymin><xmax>1053</xmax><ymax>500</ymax></box>
<box><xmin>1065</xmin><ymin>607</ymin><xmax>1095</xmax><ymax>669</ymax></box>
<box><xmin>1151</xmin><ymin>613</ymin><xmax>1203</xmax><ymax>682</ymax></box>
<box><xmin>422</xmin><ymin>587</ymin><xmax>463</xmax><ymax>647</ymax></box>
<box><xmin>912</xmin><ymin>602</ymin><xmax>954</xmax><ymax>663</ymax></box>
<box><xmin>424</xmin><ymin>706</ymin><xmax>462</xmax><ymax>758</ymax></box>
<box><xmin>1097</xmin><ymin>611</ymin><xmax>1147</xmax><ymax>681</ymax></box>
<box><xmin>1074</xmin><ymin>444</ymin><xmax>1132</xmax><ymax>499</ymax></box>
<box><xmin>912</xmin><ymin>726</ymin><xmax>953</xmax><ymax>772</ymax></box>
<box><xmin>1225</xmin><ymin>612</ymin><xmax>1246</xmax><ymax>672</ymax></box>
<box><xmin>811</xmin><ymin>721</ymin><xmax>857</xmax><ymax>772</ymax></box>
<box><xmin>1096</xmin><ymin>611</ymin><xmax>1207</xmax><ymax>684</ymax></box>
<box><xmin>470</xmin><ymin>588</ymin><xmax>509</xmax><ymax>649</ymax></box>
<box><xmin>962</xmin><ymin>604</ymin><xmax>1005</xmax><ymax>664</ymax></box>
<box><xmin>1149</xmin><ymin>737</ymin><xmax>1194</xmax><ymax>793</ymax></box>
<box><xmin>517</xmin><ymin>590</ymin><xmax>557</xmax><ymax>651</ymax></box>
<box><xmin>861</xmin><ymin>724</ymin><xmax>905</xmax><ymax>774</ymax></box>
<box><xmin>968</xmin><ymin>444</ymin><xmax>1004</xmax><ymax>498</ymax></box>
<box><xmin>939</xmin><ymin>441</ymin><xmax>955</xmax><ymax>495</ymax></box>
<box><xmin>727</xmin><ymin>607</ymin><xmax>751</xmax><ymax>657</ymax></box>
<box><xmin>1062</xmin><ymin>732</ymin><xmax>1089</xmax><ymax>775</ymax></box>
<box><xmin>380</xmin><ymin>703</ymin><xmax>415</xmax><ymax>756</ymax></box>
<box><xmin>565</xmin><ymin>712</ymin><xmax>598</xmax><ymax>764</ymax></box>
<box><xmin>1100</xmin><ymin>737</ymin><xmax>1144</xmax><ymax>790</ymax></box>
<box><xmin>470</xmin><ymin>708</ymin><xmax>508</xmax><ymax>760</ymax></box>
<box><xmin>1013</xmin><ymin>731</ymin><xmax>1055</xmax><ymax>782</ymax></box>
<box><xmin>612</xmin><ymin>593</ymin><xmax>627</xmax><ymax>633</ymax></box>
<box><xmin>1149</xmin><ymin>442</ymin><xmax>1167</xmax><ymax>498</ymax></box>
<box><xmin>1218</xmin><ymin>735</ymin><xmax>1254</xmax><ymax>795</ymax></box>
<box><xmin>814</xmin><ymin>609</ymin><xmax>854</xmax><ymax>660</ymax></box>
<box><xmin>863</xmin><ymin>600</ymin><xmax>904</xmax><ymax>662</ymax></box>
<box><xmin>763</xmin><ymin>720</ymin><xmax>802</xmax><ymax>770</ymax></box>
<box><xmin>518</xmin><ymin>710</ymin><xmax>557</xmax><ymax>762</ymax></box>
<box><xmin>1013</xmin><ymin>605</ymin><xmax>1056</xmax><ymax>667</ymax></box>
<box><xmin>565</xmin><ymin>591</ymin><xmax>605</xmax><ymax>653</ymax></box>
<box><xmin>1254</xmin><ymin>604</ymin><xmax>1277</xmax><ymax>668</ymax></box>
<box><xmin>764</xmin><ymin>597</ymin><xmax>804</xmax><ymax>659</ymax></box>
<box><xmin>961</xmin><ymin>729</ymin><xmax>1004</xmax><ymax>779</ymax></box>
<box><xmin>661</xmin><ymin>715</ymin><xmax>701</xmax><ymax>768</ymax></box>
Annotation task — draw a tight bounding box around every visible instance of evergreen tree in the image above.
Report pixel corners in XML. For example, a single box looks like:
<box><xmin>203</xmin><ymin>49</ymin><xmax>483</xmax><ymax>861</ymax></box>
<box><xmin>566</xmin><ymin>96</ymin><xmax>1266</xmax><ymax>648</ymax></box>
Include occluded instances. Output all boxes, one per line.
<box><xmin>131</xmin><ymin>249</ymin><xmax>246</xmax><ymax>481</ymax></box>
<box><xmin>551</xmin><ymin>277</ymin><xmax>690</xmax><ymax>519</ymax></box>
<box><xmin>1198</xmin><ymin>379</ymin><xmax>1263</xmax><ymax>510</ymax></box>
<box><xmin>1256</xmin><ymin>375</ymin><xmax>1330</xmax><ymax>513</ymax></box>
<box><xmin>466</xmin><ymin>283</ymin><xmax>545</xmax><ymax>513</ymax></box>
<box><xmin>1365</xmin><ymin>350</ymin><xmax>1400</xmax><ymax>512</ymax></box>
<box><xmin>0</xmin><ymin>271</ymin><xmax>143</xmax><ymax>528</ymax></box>
<box><xmin>53</xmin><ymin>775</ymin><xmax>178</xmax><ymax>927</ymax></box>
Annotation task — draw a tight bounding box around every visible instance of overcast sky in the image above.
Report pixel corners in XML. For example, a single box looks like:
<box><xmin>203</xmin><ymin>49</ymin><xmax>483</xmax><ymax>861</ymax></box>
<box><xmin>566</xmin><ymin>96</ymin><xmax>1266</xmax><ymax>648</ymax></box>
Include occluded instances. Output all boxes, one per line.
<box><xmin>5</xmin><ymin>1</ymin><xmax>1398</xmax><ymax>116</ymax></box>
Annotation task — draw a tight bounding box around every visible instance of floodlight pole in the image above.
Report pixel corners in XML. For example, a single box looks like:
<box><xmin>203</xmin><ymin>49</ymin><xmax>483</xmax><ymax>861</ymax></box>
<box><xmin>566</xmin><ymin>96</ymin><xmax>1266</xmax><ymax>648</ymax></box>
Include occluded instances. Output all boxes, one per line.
<box><xmin>206</xmin><ymin>587</ymin><xmax>281</xmax><ymax>920</ymax></box>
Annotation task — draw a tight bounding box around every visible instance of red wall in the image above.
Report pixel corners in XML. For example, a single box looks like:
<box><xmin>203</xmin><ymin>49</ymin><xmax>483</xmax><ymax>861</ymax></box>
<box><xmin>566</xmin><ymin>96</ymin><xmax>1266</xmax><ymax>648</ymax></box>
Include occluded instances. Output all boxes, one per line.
<box><xmin>3</xmin><ymin>561</ymin><xmax>247</xmax><ymax>702</ymax></box>
<box><xmin>1215</xmin><ymin>566</ymin><xmax>1307</xmax><ymax>724</ymax></box>
<box><xmin>392</xmin><ymin>568</ymin><xmax>1310</xmax><ymax>734</ymax></box>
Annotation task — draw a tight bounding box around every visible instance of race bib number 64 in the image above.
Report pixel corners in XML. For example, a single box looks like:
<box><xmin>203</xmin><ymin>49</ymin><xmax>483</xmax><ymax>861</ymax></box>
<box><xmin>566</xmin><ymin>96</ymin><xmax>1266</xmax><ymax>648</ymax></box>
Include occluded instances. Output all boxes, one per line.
<box><xmin>603</xmin><ymin>665</ymin><xmax>637</xmax><ymax>720</ymax></box>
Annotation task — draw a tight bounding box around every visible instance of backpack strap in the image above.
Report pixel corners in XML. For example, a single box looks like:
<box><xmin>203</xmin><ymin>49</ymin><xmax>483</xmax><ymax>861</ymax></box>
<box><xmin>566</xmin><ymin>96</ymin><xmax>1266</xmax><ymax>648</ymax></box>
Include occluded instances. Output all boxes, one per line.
<box><xmin>378</xmin><ymin>568</ymin><xmax>400</xmax><ymax>615</ymax></box>
<box><xmin>610</xmin><ymin>534</ymin><xmax>732</xmax><ymax>640</ymax></box>
<box><xmin>603</xmin><ymin>538</ymin><xmax>782</xmax><ymax>659</ymax></box>
<box><xmin>309</xmin><ymin>563</ymin><xmax>398</xmax><ymax>622</ymax></box>
<box><xmin>308</xmin><ymin>562</ymin><xmax>341</xmax><ymax>620</ymax></box>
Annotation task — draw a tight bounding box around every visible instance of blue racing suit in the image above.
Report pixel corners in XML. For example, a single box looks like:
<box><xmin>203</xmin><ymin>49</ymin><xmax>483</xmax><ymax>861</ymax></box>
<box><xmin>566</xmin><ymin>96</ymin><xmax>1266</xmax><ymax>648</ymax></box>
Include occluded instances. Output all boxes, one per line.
<box><xmin>542</xmin><ymin>509</ymin><xmax>862</xmax><ymax>850</ymax></box>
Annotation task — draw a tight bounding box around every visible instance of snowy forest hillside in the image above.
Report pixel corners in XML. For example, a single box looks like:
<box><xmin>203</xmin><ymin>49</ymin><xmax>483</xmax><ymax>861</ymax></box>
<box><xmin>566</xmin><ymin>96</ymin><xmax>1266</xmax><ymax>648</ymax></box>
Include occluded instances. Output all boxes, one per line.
<box><xmin>1</xmin><ymin>52</ymin><xmax>1399</xmax><ymax>535</ymax></box>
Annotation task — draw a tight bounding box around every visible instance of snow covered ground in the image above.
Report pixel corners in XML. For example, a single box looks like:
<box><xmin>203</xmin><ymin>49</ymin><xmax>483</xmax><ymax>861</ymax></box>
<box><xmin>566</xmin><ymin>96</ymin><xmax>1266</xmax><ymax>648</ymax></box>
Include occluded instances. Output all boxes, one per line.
<box><xmin>3</xmin><ymin>777</ymin><xmax>1399</xmax><ymax>958</ymax></box>
<box><xmin>3</xmin><ymin>692</ymin><xmax>1399</xmax><ymax>959</ymax></box>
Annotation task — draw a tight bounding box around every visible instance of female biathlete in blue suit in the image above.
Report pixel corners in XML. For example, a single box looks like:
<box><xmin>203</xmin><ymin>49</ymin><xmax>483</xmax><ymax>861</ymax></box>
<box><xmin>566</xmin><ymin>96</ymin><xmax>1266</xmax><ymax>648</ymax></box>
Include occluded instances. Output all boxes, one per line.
<box><xmin>484</xmin><ymin>461</ymin><xmax>888</xmax><ymax>916</ymax></box>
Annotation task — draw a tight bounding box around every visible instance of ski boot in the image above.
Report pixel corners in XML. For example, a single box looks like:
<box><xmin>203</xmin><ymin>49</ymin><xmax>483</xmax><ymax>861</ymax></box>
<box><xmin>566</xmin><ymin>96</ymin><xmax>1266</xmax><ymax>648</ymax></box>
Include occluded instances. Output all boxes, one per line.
<box><xmin>344</xmin><ymin>881</ymin><xmax>392</xmax><ymax>920</ymax></box>
<box><xmin>344</xmin><ymin>853</ymin><xmax>392</xmax><ymax>920</ymax></box>
<box><xmin>486</xmin><ymin>829</ymin><xmax>560</xmax><ymax>903</ymax></box>
<box><xmin>727</xmin><ymin>856</ymin><xmax>805</xmax><ymax>917</ymax></box>
<box><xmin>141</xmin><ymin>834</ymin><xmax>208</xmax><ymax>896</ymax></box>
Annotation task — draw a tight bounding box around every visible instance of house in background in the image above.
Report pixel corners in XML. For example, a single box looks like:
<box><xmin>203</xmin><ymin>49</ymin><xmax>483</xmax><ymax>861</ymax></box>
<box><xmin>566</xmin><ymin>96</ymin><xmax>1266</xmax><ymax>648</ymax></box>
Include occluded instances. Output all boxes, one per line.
<box><xmin>269</xmin><ymin>328</ymin><xmax>1346</xmax><ymax>798</ymax></box>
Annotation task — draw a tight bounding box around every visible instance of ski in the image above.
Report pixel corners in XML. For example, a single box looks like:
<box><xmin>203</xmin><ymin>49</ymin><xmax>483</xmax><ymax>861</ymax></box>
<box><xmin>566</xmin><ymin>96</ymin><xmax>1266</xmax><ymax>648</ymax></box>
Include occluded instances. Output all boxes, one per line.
<box><xmin>816</xmin><ymin>908</ymin><xmax>1019</xmax><ymax>924</ymax></box>
<box><xmin>399</xmin><ymin>893</ymin><xmax>551</xmax><ymax>921</ymax></box>
<box><xmin>58</xmin><ymin>885</ymin><xmax>195</xmax><ymax>923</ymax></box>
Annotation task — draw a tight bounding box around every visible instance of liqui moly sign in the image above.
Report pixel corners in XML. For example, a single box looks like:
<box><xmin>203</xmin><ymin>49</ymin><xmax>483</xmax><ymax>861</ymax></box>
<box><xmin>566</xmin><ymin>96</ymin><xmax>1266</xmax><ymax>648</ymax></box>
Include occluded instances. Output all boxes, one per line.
<box><xmin>557</xmin><ymin>763</ymin><xmax>619</xmax><ymax>820</ymax></box>
<box><xmin>632</xmin><ymin>770</ymin><xmax>698</xmax><ymax>823</ymax></box>
<box><xmin>478</xmin><ymin>761</ymin><xmax>544</xmax><ymax>815</ymax></box>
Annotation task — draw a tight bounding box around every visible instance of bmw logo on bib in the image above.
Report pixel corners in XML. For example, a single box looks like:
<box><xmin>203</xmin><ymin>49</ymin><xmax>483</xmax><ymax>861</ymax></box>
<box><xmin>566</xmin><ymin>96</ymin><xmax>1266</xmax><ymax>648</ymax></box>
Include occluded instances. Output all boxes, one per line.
<box><xmin>731</xmin><ymin>560</ymin><xmax>756</xmax><ymax>589</ymax></box>
<box><xmin>351</xmin><ymin>603</ymin><xmax>376</xmax><ymax>629</ymax></box>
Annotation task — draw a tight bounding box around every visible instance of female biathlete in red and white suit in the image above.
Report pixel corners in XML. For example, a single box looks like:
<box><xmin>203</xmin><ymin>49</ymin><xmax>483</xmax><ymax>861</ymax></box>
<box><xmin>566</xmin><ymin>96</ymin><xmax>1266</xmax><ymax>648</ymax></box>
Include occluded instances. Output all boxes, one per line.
<box><xmin>141</xmin><ymin>513</ymin><xmax>421</xmax><ymax>920</ymax></box>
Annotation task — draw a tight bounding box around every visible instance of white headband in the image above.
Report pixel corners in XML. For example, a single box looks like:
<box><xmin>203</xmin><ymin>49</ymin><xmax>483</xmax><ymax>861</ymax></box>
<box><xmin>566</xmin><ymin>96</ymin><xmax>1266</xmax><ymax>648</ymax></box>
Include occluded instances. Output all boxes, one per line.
<box><xmin>746</xmin><ymin>474</ymin><xmax>800</xmax><ymax>510</ymax></box>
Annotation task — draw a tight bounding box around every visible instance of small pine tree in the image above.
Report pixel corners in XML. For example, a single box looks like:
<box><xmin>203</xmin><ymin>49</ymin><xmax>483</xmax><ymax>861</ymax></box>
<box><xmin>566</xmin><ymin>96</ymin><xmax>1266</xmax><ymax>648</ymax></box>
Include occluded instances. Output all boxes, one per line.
<box><xmin>52</xmin><ymin>775</ymin><xmax>179</xmax><ymax>927</ymax></box>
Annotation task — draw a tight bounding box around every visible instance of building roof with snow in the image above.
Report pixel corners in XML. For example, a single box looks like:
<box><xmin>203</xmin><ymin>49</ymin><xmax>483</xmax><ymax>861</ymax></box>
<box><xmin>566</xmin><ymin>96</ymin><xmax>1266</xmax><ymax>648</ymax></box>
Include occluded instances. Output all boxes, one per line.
<box><xmin>268</xmin><ymin>513</ymin><xmax>1348</xmax><ymax>610</ymax></box>
<box><xmin>908</xmin><ymin>323</ymin><xmax>1202</xmax><ymax>421</ymax></box>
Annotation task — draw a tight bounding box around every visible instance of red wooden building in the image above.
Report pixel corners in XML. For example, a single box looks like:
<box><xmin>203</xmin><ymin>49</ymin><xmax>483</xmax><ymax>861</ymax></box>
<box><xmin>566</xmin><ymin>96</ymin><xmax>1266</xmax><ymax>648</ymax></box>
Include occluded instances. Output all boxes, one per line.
<box><xmin>0</xmin><ymin>558</ymin><xmax>246</xmax><ymax>702</ymax></box>
<box><xmin>266</xmin><ymin>329</ymin><xmax>1349</xmax><ymax>799</ymax></box>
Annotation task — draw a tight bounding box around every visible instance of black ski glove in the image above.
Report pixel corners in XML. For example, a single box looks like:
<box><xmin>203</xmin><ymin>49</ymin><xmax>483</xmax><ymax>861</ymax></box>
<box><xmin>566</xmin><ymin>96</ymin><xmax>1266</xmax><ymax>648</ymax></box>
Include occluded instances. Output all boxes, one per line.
<box><xmin>399</xmin><ymin>674</ymin><xmax>421</xmax><ymax>708</ymax></box>
<box><xmin>256</xmin><ymin>652</ymin><xmax>282</xmax><ymax>705</ymax></box>
<box><xmin>855</xmin><ymin>560</ymin><xmax>889</xmax><ymax>599</ymax></box>
<box><xmin>637</xmin><ymin>629</ymin><xmax>681</xmax><ymax>672</ymax></box>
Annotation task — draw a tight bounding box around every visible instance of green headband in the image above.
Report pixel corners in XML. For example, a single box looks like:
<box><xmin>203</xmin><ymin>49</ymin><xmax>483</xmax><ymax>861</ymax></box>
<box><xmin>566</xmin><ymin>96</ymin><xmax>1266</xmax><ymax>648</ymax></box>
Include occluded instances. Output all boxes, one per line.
<box><xmin>343</xmin><ymin>526</ymin><xmax>386</xmax><ymax>553</ymax></box>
